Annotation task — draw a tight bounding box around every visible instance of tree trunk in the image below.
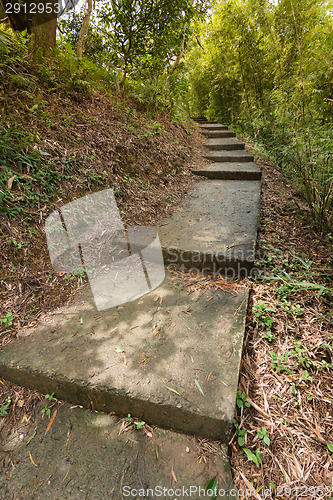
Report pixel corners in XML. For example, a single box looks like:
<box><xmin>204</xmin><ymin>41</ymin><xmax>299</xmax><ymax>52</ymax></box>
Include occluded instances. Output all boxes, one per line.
<box><xmin>77</xmin><ymin>0</ymin><xmax>93</xmax><ymax>58</ymax></box>
<box><xmin>0</xmin><ymin>1</ymin><xmax>6</xmax><ymax>21</ymax></box>
<box><xmin>166</xmin><ymin>28</ymin><xmax>186</xmax><ymax>86</ymax></box>
<box><xmin>31</xmin><ymin>11</ymin><xmax>57</xmax><ymax>49</ymax></box>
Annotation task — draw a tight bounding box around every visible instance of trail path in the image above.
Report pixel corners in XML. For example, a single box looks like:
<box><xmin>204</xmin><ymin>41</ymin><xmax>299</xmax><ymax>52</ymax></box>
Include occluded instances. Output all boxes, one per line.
<box><xmin>0</xmin><ymin>122</ymin><xmax>261</xmax><ymax>499</ymax></box>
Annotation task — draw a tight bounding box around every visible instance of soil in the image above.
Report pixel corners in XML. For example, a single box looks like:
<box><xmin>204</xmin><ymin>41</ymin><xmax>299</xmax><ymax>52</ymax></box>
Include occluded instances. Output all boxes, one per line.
<box><xmin>0</xmin><ymin>86</ymin><xmax>208</xmax><ymax>347</ymax></box>
<box><xmin>230</xmin><ymin>139</ymin><xmax>333</xmax><ymax>495</ymax></box>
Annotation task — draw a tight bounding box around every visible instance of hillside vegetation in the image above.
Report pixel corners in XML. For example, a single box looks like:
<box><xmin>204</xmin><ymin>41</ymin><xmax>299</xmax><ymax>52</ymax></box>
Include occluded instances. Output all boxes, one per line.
<box><xmin>0</xmin><ymin>29</ymin><xmax>203</xmax><ymax>340</ymax></box>
<box><xmin>187</xmin><ymin>0</ymin><xmax>333</xmax><ymax>231</ymax></box>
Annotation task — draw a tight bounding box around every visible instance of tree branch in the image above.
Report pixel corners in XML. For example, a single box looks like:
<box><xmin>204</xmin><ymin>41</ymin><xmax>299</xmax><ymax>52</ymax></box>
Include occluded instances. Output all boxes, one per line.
<box><xmin>166</xmin><ymin>27</ymin><xmax>186</xmax><ymax>86</ymax></box>
<box><xmin>77</xmin><ymin>0</ymin><xmax>93</xmax><ymax>58</ymax></box>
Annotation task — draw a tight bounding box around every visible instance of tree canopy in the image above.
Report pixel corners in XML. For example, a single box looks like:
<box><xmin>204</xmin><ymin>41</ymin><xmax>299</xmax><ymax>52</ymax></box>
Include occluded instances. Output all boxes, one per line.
<box><xmin>1</xmin><ymin>0</ymin><xmax>332</xmax><ymax>229</ymax></box>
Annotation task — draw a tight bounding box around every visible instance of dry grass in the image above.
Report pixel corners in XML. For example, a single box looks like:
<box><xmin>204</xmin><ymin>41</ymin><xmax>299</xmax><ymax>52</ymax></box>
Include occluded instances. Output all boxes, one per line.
<box><xmin>229</xmin><ymin>145</ymin><xmax>333</xmax><ymax>499</ymax></box>
<box><xmin>0</xmin><ymin>378</ymin><xmax>45</xmax><ymax>434</ymax></box>
<box><xmin>169</xmin><ymin>270</ymin><xmax>246</xmax><ymax>295</ymax></box>
<box><xmin>0</xmin><ymin>83</ymin><xmax>207</xmax><ymax>347</ymax></box>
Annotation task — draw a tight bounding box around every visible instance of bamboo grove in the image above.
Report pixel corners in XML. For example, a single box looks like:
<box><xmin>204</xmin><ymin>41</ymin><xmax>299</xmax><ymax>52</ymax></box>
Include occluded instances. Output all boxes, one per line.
<box><xmin>186</xmin><ymin>0</ymin><xmax>333</xmax><ymax>231</ymax></box>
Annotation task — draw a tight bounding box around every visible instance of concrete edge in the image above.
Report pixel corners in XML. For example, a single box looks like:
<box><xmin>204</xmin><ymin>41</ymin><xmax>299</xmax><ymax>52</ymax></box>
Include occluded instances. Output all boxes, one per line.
<box><xmin>191</xmin><ymin>168</ymin><xmax>262</xmax><ymax>181</ymax></box>
<box><xmin>204</xmin><ymin>143</ymin><xmax>245</xmax><ymax>151</ymax></box>
<box><xmin>162</xmin><ymin>247</ymin><xmax>256</xmax><ymax>278</ymax></box>
<box><xmin>201</xmin><ymin>131</ymin><xmax>236</xmax><ymax>138</ymax></box>
<box><xmin>0</xmin><ymin>361</ymin><xmax>238</xmax><ymax>442</ymax></box>
<box><xmin>204</xmin><ymin>154</ymin><xmax>255</xmax><ymax>163</ymax></box>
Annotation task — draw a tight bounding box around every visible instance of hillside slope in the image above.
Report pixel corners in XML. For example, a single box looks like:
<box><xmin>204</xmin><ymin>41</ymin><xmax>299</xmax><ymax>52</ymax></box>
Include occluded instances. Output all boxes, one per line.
<box><xmin>0</xmin><ymin>39</ymin><xmax>205</xmax><ymax>342</ymax></box>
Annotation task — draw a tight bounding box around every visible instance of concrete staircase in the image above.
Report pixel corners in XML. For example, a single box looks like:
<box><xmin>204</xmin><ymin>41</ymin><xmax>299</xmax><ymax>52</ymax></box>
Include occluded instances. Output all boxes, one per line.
<box><xmin>193</xmin><ymin>122</ymin><xmax>261</xmax><ymax>182</ymax></box>
<box><xmin>0</xmin><ymin>121</ymin><xmax>261</xmax><ymax>498</ymax></box>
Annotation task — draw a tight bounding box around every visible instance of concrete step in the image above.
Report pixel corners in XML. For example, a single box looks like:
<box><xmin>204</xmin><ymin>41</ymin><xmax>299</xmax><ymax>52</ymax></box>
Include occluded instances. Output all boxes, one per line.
<box><xmin>192</xmin><ymin>118</ymin><xmax>215</xmax><ymax>124</ymax></box>
<box><xmin>204</xmin><ymin>150</ymin><xmax>254</xmax><ymax>163</ymax></box>
<box><xmin>158</xmin><ymin>180</ymin><xmax>261</xmax><ymax>275</ymax></box>
<box><xmin>200</xmin><ymin>123</ymin><xmax>228</xmax><ymax>131</ymax></box>
<box><xmin>192</xmin><ymin>162</ymin><xmax>262</xmax><ymax>181</ymax></box>
<box><xmin>0</xmin><ymin>270</ymin><xmax>249</xmax><ymax>443</ymax></box>
<box><xmin>202</xmin><ymin>130</ymin><xmax>236</xmax><ymax>138</ymax></box>
<box><xmin>1</xmin><ymin>403</ymin><xmax>235</xmax><ymax>498</ymax></box>
<box><xmin>110</xmin><ymin>180</ymin><xmax>260</xmax><ymax>275</ymax></box>
<box><xmin>0</xmin><ymin>179</ymin><xmax>260</xmax><ymax>445</ymax></box>
<box><xmin>205</xmin><ymin>138</ymin><xmax>245</xmax><ymax>151</ymax></box>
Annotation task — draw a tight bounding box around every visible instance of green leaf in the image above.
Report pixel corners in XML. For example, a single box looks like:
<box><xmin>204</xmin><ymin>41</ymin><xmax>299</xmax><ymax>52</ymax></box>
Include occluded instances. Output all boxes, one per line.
<box><xmin>255</xmin><ymin>448</ymin><xmax>262</xmax><ymax>464</ymax></box>
<box><xmin>195</xmin><ymin>379</ymin><xmax>205</xmax><ymax>396</ymax></box>
<box><xmin>26</xmin><ymin>431</ymin><xmax>36</xmax><ymax>445</ymax></box>
<box><xmin>115</xmin><ymin>347</ymin><xmax>124</xmax><ymax>353</ymax></box>
<box><xmin>236</xmin><ymin>399</ymin><xmax>243</xmax><ymax>408</ymax></box>
<box><xmin>243</xmin><ymin>448</ymin><xmax>262</xmax><ymax>466</ymax></box>
<box><xmin>243</xmin><ymin>448</ymin><xmax>258</xmax><ymax>465</ymax></box>
<box><xmin>206</xmin><ymin>477</ymin><xmax>218</xmax><ymax>499</ymax></box>
<box><xmin>263</xmin><ymin>435</ymin><xmax>271</xmax><ymax>446</ymax></box>
<box><xmin>327</xmin><ymin>443</ymin><xmax>333</xmax><ymax>455</ymax></box>
<box><xmin>135</xmin><ymin>421</ymin><xmax>145</xmax><ymax>429</ymax></box>
<box><xmin>165</xmin><ymin>386</ymin><xmax>181</xmax><ymax>396</ymax></box>
<box><xmin>238</xmin><ymin>436</ymin><xmax>245</xmax><ymax>447</ymax></box>
<box><xmin>0</xmin><ymin>397</ymin><xmax>11</xmax><ymax>416</ymax></box>
<box><xmin>236</xmin><ymin>391</ymin><xmax>250</xmax><ymax>407</ymax></box>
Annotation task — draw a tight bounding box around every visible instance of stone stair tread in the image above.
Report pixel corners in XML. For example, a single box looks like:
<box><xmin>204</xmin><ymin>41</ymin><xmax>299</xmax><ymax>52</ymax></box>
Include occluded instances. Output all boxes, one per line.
<box><xmin>205</xmin><ymin>138</ymin><xmax>245</xmax><ymax>151</ymax></box>
<box><xmin>158</xmin><ymin>180</ymin><xmax>261</xmax><ymax>273</ymax></box>
<box><xmin>0</xmin><ymin>270</ymin><xmax>248</xmax><ymax>442</ymax></box>
<box><xmin>202</xmin><ymin>130</ymin><xmax>237</xmax><ymax>138</ymax></box>
<box><xmin>205</xmin><ymin>150</ymin><xmax>254</xmax><ymax>162</ymax></box>
<box><xmin>200</xmin><ymin>123</ymin><xmax>228</xmax><ymax>130</ymax></box>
